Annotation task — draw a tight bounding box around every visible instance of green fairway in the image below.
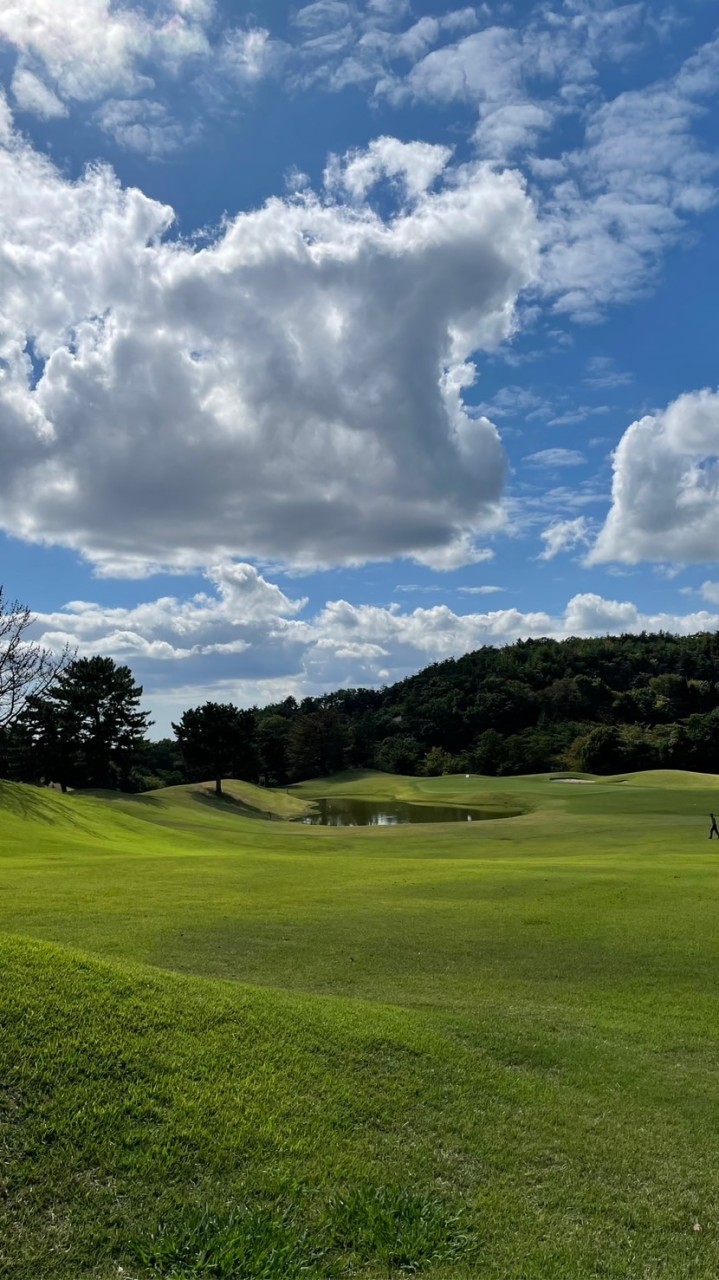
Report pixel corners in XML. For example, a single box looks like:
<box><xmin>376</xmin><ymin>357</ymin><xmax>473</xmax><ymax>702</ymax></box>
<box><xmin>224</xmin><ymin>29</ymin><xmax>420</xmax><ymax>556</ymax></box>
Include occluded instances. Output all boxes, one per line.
<box><xmin>3</xmin><ymin>770</ymin><xmax>719</xmax><ymax>1278</ymax></box>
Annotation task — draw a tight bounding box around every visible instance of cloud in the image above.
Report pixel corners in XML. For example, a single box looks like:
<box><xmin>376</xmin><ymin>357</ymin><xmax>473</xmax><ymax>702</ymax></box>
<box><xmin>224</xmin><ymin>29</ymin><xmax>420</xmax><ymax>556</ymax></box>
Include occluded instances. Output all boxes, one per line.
<box><xmin>539</xmin><ymin>516</ymin><xmax>590</xmax><ymax>560</ymax></box>
<box><xmin>395</xmin><ymin>23</ymin><xmax>562</xmax><ymax>161</ymax></box>
<box><xmin>411</xmin><ymin>538</ymin><xmax>496</xmax><ymax>572</ymax></box>
<box><xmin>293</xmin><ymin>2</ymin><xmax>353</xmax><ymax>38</ymax></box>
<box><xmin>583</xmin><ymin>356</ymin><xmax>633</xmax><ymax>389</ymax></box>
<box><xmin>393</xmin><ymin>581</ymin><xmax>506</xmax><ymax>596</ymax></box>
<box><xmin>545</xmin><ymin>406</ymin><xmax>610</xmax><ymax>427</ymax></box>
<box><xmin>0</xmin><ymin>0</ymin><xmax>212</xmax><ymax>107</ymax></box>
<box><xmin>10</xmin><ymin>68</ymin><xmax>67</xmax><ymax>119</ymax></box>
<box><xmin>30</xmin><ymin>572</ymin><xmax>719</xmax><ymax>731</ymax></box>
<box><xmin>6</xmin><ymin>2</ymin><xmax>717</xmax><ymax>324</ymax></box>
<box><xmin>372</xmin><ymin>3</ymin><xmax>647</xmax><ymax>166</ymax></box>
<box><xmin>543</xmin><ymin>36</ymin><xmax>719</xmax><ymax>318</ymax></box>
<box><xmin>476</xmin><ymin>384</ymin><xmax>550</xmax><ymax>420</ymax></box>
<box><xmin>96</xmin><ymin>98</ymin><xmax>192</xmax><ymax>155</ymax></box>
<box><xmin>342</xmin><ymin>9</ymin><xmax>719</xmax><ymax>318</ymax></box>
<box><xmin>289</xmin><ymin>4</ymin><xmax>476</xmax><ymax>94</ymax></box>
<box><xmin>32</xmin><ymin>562</ymin><xmax>306</xmax><ymax>665</ymax></box>
<box><xmin>590</xmin><ymin>388</ymin><xmax>719</xmax><ymax>565</ymax></box>
<box><xmin>474</xmin><ymin>102</ymin><xmax>554</xmax><ymax>161</ymax></box>
<box><xmin>404</xmin><ymin>27</ymin><xmax>524</xmax><ymax>108</ymax></box>
<box><xmin>221</xmin><ymin>28</ymin><xmax>287</xmax><ymax>85</ymax></box>
<box><xmin>0</xmin><ymin>0</ymin><xmax>224</xmax><ymax>152</ymax></box>
<box><xmin>525</xmin><ymin>448</ymin><xmax>586</xmax><ymax>468</ymax></box>
<box><xmin>324</xmin><ymin>135</ymin><xmax>453</xmax><ymax>202</ymax></box>
<box><xmin>0</xmin><ymin>118</ymin><xmax>538</xmax><ymax>575</ymax></box>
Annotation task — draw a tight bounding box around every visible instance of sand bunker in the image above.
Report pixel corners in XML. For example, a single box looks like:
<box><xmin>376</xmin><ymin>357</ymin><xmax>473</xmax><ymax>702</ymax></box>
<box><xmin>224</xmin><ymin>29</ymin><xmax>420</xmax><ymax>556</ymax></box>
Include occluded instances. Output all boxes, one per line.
<box><xmin>551</xmin><ymin>778</ymin><xmax>595</xmax><ymax>784</ymax></box>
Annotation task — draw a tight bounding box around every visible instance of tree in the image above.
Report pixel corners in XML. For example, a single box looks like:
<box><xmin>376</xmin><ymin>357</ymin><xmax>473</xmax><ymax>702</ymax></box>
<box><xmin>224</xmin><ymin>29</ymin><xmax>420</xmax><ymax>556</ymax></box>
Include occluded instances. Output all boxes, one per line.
<box><xmin>130</xmin><ymin>738</ymin><xmax>187</xmax><ymax>792</ymax></box>
<box><xmin>420</xmin><ymin>745</ymin><xmax>456</xmax><ymax>776</ymax></box>
<box><xmin>256</xmin><ymin>713</ymin><xmax>292</xmax><ymax>785</ymax></box>
<box><xmin>374</xmin><ymin>735</ymin><xmax>421</xmax><ymax>776</ymax></box>
<box><xmin>173</xmin><ymin>702</ymin><xmax>258</xmax><ymax>796</ymax></box>
<box><xmin>0</xmin><ymin>719</ymin><xmax>42</xmax><ymax>783</ymax></box>
<box><xmin>471</xmin><ymin>728</ymin><xmax>504</xmax><ymax>776</ymax></box>
<box><xmin>19</xmin><ymin>695</ymin><xmax>80</xmax><ymax>790</ymax></box>
<box><xmin>682</xmin><ymin>709</ymin><xmax>719</xmax><ymax>774</ymax></box>
<box><xmin>575</xmin><ymin>724</ymin><xmax>626</xmax><ymax>775</ymax></box>
<box><xmin>27</xmin><ymin>656</ymin><xmax>152</xmax><ymax>790</ymax></box>
<box><xmin>287</xmin><ymin>709</ymin><xmax>349</xmax><ymax>781</ymax></box>
<box><xmin>0</xmin><ymin>586</ymin><xmax>72</xmax><ymax>729</ymax></box>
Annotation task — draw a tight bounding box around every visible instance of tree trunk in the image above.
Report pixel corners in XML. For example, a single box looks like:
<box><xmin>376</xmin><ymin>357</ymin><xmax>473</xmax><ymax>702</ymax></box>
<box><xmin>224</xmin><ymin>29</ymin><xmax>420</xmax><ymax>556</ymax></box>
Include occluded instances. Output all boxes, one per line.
<box><xmin>215</xmin><ymin>775</ymin><xmax>222</xmax><ymax>797</ymax></box>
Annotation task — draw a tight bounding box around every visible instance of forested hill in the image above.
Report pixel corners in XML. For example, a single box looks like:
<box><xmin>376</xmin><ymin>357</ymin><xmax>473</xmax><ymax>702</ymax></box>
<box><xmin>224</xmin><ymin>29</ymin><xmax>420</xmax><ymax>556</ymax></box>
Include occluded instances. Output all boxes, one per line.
<box><xmin>253</xmin><ymin>630</ymin><xmax>719</xmax><ymax>781</ymax></box>
<box><xmin>6</xmin><ymin>631</ymin><xmax>719</xmax><ymax>790</ymax></box>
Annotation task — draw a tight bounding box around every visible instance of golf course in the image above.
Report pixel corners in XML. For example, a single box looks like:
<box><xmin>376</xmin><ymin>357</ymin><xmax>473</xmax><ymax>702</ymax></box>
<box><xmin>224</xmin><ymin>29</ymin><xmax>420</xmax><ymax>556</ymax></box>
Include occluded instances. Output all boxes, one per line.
<box><xmin>2</xmin><ymin>767</ymin><xmax>719</xmax><ymax>1278</ymax></box>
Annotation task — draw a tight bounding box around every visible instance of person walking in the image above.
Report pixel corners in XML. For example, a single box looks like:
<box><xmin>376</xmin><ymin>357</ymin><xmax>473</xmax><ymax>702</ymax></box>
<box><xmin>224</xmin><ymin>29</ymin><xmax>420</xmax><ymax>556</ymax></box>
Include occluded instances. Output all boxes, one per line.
<box><xmin>710</xmin><ymin>813</ymin><xmax>719</xmax><ymax>840</ymax></box>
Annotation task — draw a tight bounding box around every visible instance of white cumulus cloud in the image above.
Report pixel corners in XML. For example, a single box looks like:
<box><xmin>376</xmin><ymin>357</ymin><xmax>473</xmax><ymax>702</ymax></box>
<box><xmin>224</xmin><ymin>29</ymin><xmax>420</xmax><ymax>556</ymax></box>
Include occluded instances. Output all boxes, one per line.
<box><xmin>0</xmin><ymin>113</ymin><xmax>538</xmax><ymax>575</ymax></box>
<box><xmin>539</xmin><ymin>516</ymin><xmax>590</xmax><ymax>560</ymax></box>
<box><xmin>325</xmin><ymin>135</ymin><xmax>453</xmax><ymax>202</ymax></box>
<box><xmin>590</xmin><ymin>389</ymin><xmax>719</xmax><ymax>565</ymax></box>
<box><xmin>29</xmin><ymin>575</ymin><xmax>719</xmax><ymax>732</ymax></box>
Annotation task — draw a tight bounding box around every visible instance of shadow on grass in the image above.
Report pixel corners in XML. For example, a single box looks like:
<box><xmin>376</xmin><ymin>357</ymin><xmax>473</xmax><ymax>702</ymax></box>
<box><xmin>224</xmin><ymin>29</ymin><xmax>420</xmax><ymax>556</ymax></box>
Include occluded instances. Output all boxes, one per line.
<box><xmin>0</xmin><ymin>782</ymin><xmax>90</xmax><ymax>828</ymax></box>
<box><xmin>189</xmin><ymin>789</ymin><xmax>278</xmax><ymax>821</ymax></box>
<box><xmin>81</xmin><ymin>789</ymin><xmax>165</xmax><ymax>807</ymax></box>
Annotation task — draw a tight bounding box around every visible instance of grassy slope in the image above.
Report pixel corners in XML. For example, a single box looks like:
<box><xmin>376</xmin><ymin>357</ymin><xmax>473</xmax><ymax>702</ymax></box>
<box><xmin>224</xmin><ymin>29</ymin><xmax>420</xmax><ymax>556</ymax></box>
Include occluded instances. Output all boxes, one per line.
<box><xmin>3</xmin><ymin>771</ymin><xmax>719</xmax><ymax>1277</ymax></box>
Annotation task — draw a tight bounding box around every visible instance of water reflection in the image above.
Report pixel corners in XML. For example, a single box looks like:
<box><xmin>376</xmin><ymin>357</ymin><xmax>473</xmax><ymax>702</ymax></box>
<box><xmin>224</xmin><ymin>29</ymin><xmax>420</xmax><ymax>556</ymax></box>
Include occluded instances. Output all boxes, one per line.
<box><xmin>299</xmin><ymin>798</ymin><xmax>488</xmax><ymax>826</ymax></box>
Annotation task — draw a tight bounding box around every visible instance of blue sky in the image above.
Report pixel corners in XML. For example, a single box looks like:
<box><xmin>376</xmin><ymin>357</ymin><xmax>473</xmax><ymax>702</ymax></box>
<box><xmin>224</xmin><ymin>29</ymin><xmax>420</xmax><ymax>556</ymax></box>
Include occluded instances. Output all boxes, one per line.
<box><xmin>1</xmin><ymin>0</ymin><xmax>719</xmax><ymax>734</ymax></box>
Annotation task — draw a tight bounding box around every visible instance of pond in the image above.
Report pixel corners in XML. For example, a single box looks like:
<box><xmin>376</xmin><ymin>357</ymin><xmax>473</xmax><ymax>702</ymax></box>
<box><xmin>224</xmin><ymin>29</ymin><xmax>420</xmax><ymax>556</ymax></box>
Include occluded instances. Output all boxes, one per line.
<box><xmin>298</xmin><ymin>798</ymin><xmax>492</xmax><ymax>826</ymax></box>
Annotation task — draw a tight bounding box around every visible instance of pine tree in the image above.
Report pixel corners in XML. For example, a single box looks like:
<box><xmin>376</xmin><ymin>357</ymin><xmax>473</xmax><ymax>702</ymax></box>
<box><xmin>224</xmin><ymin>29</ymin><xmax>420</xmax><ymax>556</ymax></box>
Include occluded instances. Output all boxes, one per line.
<box><xmin>173</xmin><ymin>702</ymin><xmax>258</xmax><ymax>796</ymax></box>
<box><xmin>26</xmin><ymin>657</ymin><xmax>151</xmax><ymax>790</ymax></box>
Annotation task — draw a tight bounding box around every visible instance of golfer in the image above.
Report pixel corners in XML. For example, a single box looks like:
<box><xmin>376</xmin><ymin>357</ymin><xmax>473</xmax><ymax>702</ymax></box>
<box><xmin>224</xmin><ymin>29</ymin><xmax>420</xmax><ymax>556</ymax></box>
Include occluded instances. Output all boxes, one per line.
<box><xmin>710</xmin><ymin>813</ymin><xmax>719</xmax><ymax>840</ymax></box>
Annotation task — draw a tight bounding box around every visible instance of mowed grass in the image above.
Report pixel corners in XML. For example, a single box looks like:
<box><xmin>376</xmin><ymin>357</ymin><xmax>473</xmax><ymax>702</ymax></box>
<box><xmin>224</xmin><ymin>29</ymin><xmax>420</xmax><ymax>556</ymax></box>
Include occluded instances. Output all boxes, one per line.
<box><xmin>2</xmin><ymin>770</ymin><xmax>719</xmax><ymax>1277</ymax></box>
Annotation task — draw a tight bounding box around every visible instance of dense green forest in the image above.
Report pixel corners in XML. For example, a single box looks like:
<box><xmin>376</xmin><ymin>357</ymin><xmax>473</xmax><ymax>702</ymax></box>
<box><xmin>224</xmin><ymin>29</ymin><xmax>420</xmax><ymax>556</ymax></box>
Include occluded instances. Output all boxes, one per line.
<box><xmin>4</xmin><ymin>630</ymin><xmax>719</xmax><ymax>790</ymax></box>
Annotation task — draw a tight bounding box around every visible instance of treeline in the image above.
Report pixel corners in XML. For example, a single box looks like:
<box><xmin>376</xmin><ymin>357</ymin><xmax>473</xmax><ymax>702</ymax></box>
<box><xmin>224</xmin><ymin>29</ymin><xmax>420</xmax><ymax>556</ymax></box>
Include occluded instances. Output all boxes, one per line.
<box><xmin>246</xmin><ymin>630</ymin><xmax>719</xmax><ymax>782</ymax></box>
<box><xmin>3</xmin><ymin>631</ymin><xmax>719</xmax><ymax>792</ymax></box>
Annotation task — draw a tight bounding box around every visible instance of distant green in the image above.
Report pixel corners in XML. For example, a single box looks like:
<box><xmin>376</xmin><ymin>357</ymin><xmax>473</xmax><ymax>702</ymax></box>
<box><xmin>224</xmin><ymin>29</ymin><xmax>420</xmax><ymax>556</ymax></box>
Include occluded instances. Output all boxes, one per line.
<box><xmin>2</xmin><ymin>769</ymin><xmax>719</xmax><ymax>1278</ymax></box>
